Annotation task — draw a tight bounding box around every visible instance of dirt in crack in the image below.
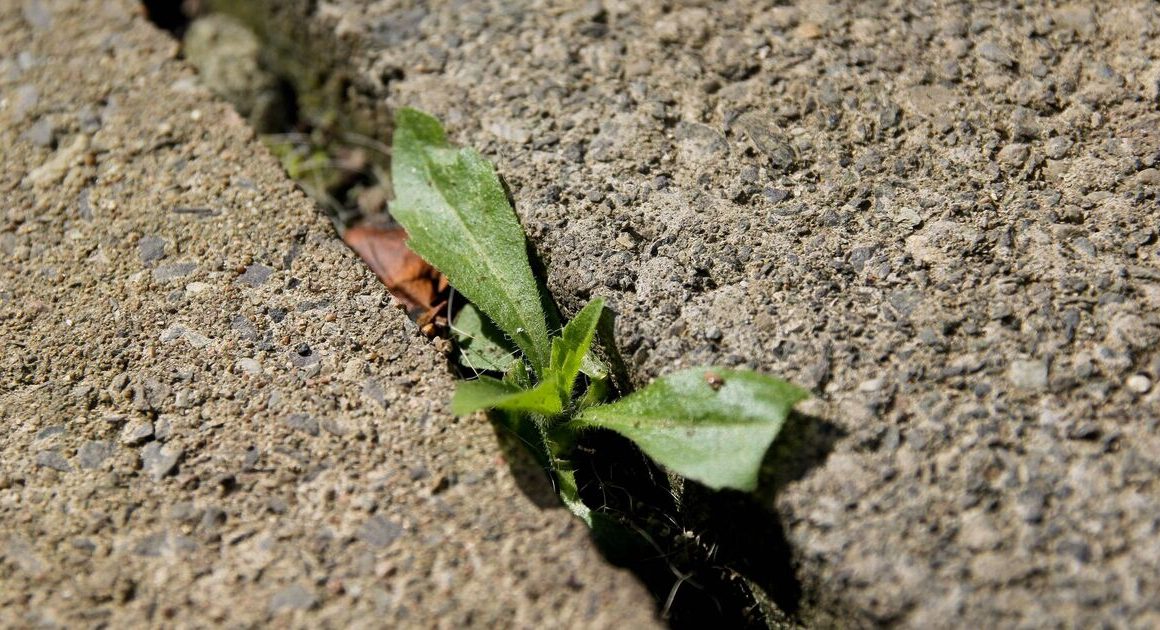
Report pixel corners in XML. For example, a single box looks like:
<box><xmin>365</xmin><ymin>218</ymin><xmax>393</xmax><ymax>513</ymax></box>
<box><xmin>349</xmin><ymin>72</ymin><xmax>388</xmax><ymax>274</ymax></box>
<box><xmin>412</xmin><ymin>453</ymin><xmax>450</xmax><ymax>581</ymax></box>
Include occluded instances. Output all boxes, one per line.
<box><xmin>142</xmin><ymin>0</ymin><xmax>449</xmax><ymax>328</ymax></box>
<box><xmin>143</xmin><ymin>3</ymin><xmax>840</xmax><ymax>627</ymax></box>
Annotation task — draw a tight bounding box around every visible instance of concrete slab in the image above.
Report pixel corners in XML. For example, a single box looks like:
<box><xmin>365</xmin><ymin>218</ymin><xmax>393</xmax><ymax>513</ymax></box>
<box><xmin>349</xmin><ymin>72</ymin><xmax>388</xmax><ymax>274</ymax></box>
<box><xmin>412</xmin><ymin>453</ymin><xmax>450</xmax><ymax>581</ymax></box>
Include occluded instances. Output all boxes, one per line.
<box><xmin>231</xmin><ymin>0</ymin><xmax>1160</xmax><ymax>626</ymax></box>
<box><xmin>0</xmin><ymin>1</ymin><xmax>658</xmax><ymax>627</ymax></box>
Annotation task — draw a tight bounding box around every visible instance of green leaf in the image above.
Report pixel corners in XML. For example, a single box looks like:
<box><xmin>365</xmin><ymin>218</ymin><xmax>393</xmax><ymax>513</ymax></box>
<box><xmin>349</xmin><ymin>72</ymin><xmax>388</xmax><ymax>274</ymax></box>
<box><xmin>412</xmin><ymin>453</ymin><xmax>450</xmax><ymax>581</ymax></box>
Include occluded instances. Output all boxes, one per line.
<box><xmin>553</xmin><ymin>463</ymin><xmax>592</xmax><ymax>525</ymax></box>
<box><xmin>578</xmin><ymin>374</ymin><xmax>610</xmax><ymax>409</ymax></box>
<box><xmin>504</xmin><ymin>358</ymin><xmax>532</xmax><ymax>389</ymax></box>
<box><xmin>390</xmin><ymin>108</ymin><xmax>551</xmax><ymax>373</ymax></box>
<box><xmin>451</xmin><ymin>376</ymin><xmax>563</xmax><ymax>416</ymax></box>
<box><xmin>452</xmin><ymin>302</ymin><xmax>519</xmax><ymax>373</ymax></box>
<box><xmin>547</xmin><ymin>298</ymin><xmax>605</xmax><ymax>405</ymax></box>
<box><xmin>573</xmin><ymin>368</ymin><xmax>808</xmax><ymax>491</ymax></box>
<box><xmin>579</xmin><ymin>351</ymin><xmax>608</xmax><ymax>381</ymax></box>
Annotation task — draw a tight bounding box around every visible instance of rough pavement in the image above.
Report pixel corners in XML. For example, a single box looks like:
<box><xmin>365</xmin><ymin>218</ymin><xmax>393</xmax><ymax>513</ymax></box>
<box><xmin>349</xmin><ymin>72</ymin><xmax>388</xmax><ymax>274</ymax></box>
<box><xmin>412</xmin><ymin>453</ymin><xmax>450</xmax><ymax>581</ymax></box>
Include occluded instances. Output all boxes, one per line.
<box><xmin>263</xmin><ymin>0</ymin><xmax>1160</xmax><ymax>626</ymax></box>
<box><xmin>0</xmin><ymin>1</ymin><xmax>658</xmax><ymax>627</ymax></box>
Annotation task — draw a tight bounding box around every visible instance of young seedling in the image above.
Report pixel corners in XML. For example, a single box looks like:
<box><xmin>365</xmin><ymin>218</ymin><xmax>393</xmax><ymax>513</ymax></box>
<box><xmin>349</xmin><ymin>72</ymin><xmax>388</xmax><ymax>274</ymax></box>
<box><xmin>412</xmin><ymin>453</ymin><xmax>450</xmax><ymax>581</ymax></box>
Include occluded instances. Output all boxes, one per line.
<box><xmin>388</xmin><ymin>107</ymin><xmax>807</xmax><ymax>524</ymax></box>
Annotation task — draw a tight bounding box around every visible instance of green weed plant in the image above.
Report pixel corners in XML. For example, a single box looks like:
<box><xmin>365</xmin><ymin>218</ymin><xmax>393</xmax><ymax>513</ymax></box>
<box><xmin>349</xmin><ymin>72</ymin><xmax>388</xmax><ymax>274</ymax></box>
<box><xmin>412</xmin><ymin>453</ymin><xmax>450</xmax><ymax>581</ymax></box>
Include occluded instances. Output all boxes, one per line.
<box><xmin>389</xmin><ymin>108</ymin><xmax>806</xmax><ymax>524</ymax></box>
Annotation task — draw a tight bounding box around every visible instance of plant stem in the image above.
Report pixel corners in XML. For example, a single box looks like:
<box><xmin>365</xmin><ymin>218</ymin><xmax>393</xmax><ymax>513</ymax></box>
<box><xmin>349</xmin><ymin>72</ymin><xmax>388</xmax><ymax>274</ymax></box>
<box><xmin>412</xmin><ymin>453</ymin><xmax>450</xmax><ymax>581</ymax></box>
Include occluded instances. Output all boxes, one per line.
<box><xmin>546</xmin><ymin>426</ymin><xmax>591</xmax><ymax>524</ymax></box>
<box><xmin>554</xmin><ymin>464</ymin><xmax>592</xmax><ymax>525</ymax></box>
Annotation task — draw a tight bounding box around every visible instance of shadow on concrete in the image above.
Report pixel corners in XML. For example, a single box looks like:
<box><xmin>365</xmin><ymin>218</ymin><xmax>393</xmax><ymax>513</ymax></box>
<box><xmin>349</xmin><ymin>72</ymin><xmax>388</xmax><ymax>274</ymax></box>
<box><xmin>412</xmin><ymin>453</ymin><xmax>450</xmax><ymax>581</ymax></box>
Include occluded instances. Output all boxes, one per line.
<box><xmin>488</xmin><ymin>413</ymin><xmax>561</xmax><ymax>511</ymax></box>
<box><xmin>513</xmin><ymin>411</ymin><xmax>846</xmax><ymax>629</ymax></box>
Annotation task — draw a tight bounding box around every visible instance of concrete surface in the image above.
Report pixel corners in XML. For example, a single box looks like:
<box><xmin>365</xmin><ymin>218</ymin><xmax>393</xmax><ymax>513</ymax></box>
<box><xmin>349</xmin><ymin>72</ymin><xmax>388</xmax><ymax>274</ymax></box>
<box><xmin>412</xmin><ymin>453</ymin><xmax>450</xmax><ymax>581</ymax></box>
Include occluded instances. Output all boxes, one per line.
<box><xmin>252</xmin><ymin>0</ymin><xmax>1160</xmax><ymax>626</ymax></box>
<box><xmin>0</xmin><ymin>1</ymin><xmax>659</xmax><ymax>627</ymax></box>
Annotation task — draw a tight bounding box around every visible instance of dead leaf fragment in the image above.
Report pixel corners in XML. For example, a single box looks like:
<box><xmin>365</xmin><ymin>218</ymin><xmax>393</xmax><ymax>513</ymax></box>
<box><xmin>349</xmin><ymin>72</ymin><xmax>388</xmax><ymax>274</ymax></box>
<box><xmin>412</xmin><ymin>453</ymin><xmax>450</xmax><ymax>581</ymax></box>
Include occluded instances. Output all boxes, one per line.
<box><xmin>342</xmin><ymin>217</ymin><xmax>448</xmax><ymax>331</ymax></box>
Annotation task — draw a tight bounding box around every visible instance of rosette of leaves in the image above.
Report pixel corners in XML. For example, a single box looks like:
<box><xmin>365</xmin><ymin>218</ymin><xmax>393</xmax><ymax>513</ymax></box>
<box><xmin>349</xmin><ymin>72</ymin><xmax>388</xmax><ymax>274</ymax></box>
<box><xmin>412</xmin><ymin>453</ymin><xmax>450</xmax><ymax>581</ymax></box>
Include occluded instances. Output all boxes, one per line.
<box><xmin>388</xmin><ymin>108</ymin><xmax>807</xmax><ymax>523</ymax></box>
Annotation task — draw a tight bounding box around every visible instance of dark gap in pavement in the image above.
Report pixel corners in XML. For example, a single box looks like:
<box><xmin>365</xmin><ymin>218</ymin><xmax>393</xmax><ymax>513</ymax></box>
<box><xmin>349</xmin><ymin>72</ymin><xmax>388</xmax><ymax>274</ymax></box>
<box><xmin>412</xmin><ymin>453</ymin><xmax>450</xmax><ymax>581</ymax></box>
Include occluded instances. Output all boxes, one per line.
<box><xmin>140</xmin><ymin>0</ymin><xmax>190</xmax><ymax>36</ymax></box>
<box><xmin>567</xmin><ymin>412</ymin><xmax>843</xmax><ymax>628</ymax></box>
<box><xmin>142</xmin><ymin>3</ymin><xmax>841</xmax><ymax>626</ymax></box>
<box><xmin>143</xmin><ymin>0</ymin><xmax>393</xmax><ymax>230</ymax></box>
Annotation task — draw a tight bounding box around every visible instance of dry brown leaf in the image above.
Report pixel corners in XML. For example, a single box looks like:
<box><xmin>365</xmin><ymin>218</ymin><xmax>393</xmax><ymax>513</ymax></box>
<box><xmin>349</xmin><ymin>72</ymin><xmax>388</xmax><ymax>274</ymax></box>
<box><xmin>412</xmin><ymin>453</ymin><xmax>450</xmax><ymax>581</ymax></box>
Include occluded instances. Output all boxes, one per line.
<box><xmin>342</xmin><ymin>217</ymin><xmax>448</xmax><ymax>332</ymax></box>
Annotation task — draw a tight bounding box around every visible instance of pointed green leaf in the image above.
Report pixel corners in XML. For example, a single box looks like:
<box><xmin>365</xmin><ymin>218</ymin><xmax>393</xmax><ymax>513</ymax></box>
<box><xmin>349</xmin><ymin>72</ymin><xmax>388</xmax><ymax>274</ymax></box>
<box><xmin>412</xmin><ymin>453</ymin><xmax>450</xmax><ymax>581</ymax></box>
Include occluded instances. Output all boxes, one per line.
<box><xmin>548</xmin><ymin>298</ymin><xmax>605</xmax><ymax>404</ymax></box>
<box><xmin>452</xmin><ymin>302</ymin><xmax>519</xmax><ymax>373</ymax></box>
<box><xmin>573</xmin><ymin>368</ymin><xmax>808</xmax><ymax>491</ymax></box>
<box><xmin>390</xmin><ymin>108</ymin><xmax>550</xmax><ymax>373</ymax></box>
<box><xmin>502</xmin><ymin>379</ymin><xmax>563</xmax><ymax>416</ymax></box>
<box><xmin>450</xmin><ymin>376</ymin><xmax>516</xmax><ymax>414</ymax></box>
<box><xmin>451</xmin><ymin>376</ymin><xmax>562</xmax><ymax>416</ymax></box>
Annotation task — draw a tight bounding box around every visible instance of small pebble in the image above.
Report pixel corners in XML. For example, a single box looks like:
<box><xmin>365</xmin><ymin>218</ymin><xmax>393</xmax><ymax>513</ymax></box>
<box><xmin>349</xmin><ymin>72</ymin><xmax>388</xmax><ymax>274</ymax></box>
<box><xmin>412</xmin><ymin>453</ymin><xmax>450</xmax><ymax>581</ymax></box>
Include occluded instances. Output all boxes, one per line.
<box><xmin>997</xmin><ymin>143</ymin><xmax>1029</xmax><ymax>167</ymax></box>
<box><xmin>154</xmin><ymin>416</ymin><xmax>173</xmax><ymax>441</ymax></box>
<box><xmin>25</xmin><ymin>134</ymin><xmax>88</xmax><ymax>186</ymax></box>
<box><xmin>159</xmin><ymin>324</ymin><xmax>211</xmax><ymax>349</ymax></box>
<box><xmin>132</xmin><ymin>531</ymin><xmax>196</xmax><ymax>557</ymax></box>
<box><xmin>1126</xmin><ymin>374</ymin><xmax>1151</xmax><ymax>394</ymax></box>
<box><xmin>236</xmin><ymin>358</ymin><xmax>262</xmax><ymax>375</ymax></box>
<box><xmin>230</xmin><ymin>314</ymin><xmax>259</xmax><ymax>340</ymax></box>
<box><xmin>284</xmin><ymin>413</ymin><xmax>319</xmax><ymax>436</ymax></box>
<box><xmin>120</xmin><ymin>420</ymin><xmax>154</xmax><ymax>446</ymax></box>
<box><xmin>35</xmin><ymin>424</ymin><xmax>65</xmax><ymax>440</ymax></box>
<box><xmin>289</xmin><ymin>344</ymin><xmax>319</xmax><ymax>368</ymax></box>
<box><xmin>1045</xmin><ymin>136</ymin><xmax>1072</xmax><ymax>159</ymax></box>
<box><xmin>140</xmin><ymin>443</ymin><xmax>183</xmax><ymax>481</ymax></box>
<box><xmin>236</xmin><ymin>263</ymin><xmax>273</xmax><ymax>287</ymax></box>
<box><xmin>22</xmin><ymin>1</ymin><xmax>52</xmax><ymax>31</ymax></box>
<box><xmin>35</xmin><ymin>450</ymin><xmax>72</xmax><ymax>472</ymax></box>
<box><xmin>242</xmin><ymin>446</ymin><xmax>260</xmax><ymax>471</ymax></box>
<box><xmin>13</xmin><ymin>85</ymin><xmax>38</xmax><ymax>121</ymax></box>
<box><xmin>763</xmin><ymin>187</ymin><xmax>790</xmax><ymax>203</ymax></box>
<box><xmin>153</xmin><ymin>262</ymin><xmax>197</xmax><ymax>282</ymax></box>
<box><xmin>137</xmin><ymin>235</ymin><xmax>166</xmax><ymax>264</ymax></box>
<box><xmin>23</xmin><ymin>117</ymin><xmax>55</xmax><ymax>147</ymax></box>
<box><xmin>77</xmin><ymin>440</ymin><xmax>113</xmax><ymax>469</ymax></box>
<box><xmin>358</xmin><ymin>515</ymin><xmax>404</xmax><ymax>548</ymax></box>
<box><xmin>269</xmin><ymin>584</ymin><xmax>318</xmax><ymax>614</ymax></box>
<box><xmin>1008</xmin><ymin>359</ymin><xmax>1048</xmax><ymax>390</ymax></box>
<box><xmin>977</xmin><ymin>41</ymin><xmax>1015</xmax><ymax>67</ymax></box>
